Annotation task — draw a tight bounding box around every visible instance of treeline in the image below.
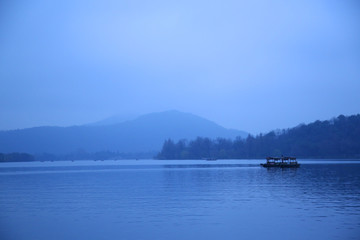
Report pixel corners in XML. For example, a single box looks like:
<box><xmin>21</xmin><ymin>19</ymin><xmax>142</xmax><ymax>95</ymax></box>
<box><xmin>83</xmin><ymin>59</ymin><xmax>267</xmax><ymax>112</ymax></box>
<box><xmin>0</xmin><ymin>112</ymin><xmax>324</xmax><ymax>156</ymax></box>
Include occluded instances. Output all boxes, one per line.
<box><xmin>0</xmin><ymin>151</ymin><xmax>156</xmax><ymax>162</ymax></box>
<box><xmin>0</xmin><ymin>153</ymin><xmax>35</xmax><ymax>162</ymax></box>
<box><xmin>34</xmin><ymin>150</ymin><xmax>156</xmax><ymax>161</ymax></box>
<box><xmin>156</xmin><ymin>114</ymin><xmax>360</xmax><ymax>159</ymax></box>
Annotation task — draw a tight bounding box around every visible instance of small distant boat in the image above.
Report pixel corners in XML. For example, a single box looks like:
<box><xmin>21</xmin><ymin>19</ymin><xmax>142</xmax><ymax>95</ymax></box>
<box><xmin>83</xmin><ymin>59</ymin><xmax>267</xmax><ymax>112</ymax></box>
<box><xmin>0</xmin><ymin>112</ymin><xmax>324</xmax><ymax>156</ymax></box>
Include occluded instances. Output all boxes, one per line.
<box><xmin>261</xmin><ymin>156</ymin><xmax>300</xmax><ymax>168</ymax></box>
<box><xmin>203</xmin><ymin>157</ymin><xmax>217</xmax><ymax>161</ymax></box>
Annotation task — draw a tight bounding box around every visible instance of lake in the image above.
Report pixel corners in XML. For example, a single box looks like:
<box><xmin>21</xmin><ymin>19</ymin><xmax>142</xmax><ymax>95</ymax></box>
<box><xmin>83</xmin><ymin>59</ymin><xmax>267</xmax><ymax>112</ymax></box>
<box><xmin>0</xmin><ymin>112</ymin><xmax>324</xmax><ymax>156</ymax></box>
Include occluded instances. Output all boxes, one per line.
<box><xmin>0</xmin><ymin>160</ymin><xmax>359</xmax><ymax>240</ymax></box>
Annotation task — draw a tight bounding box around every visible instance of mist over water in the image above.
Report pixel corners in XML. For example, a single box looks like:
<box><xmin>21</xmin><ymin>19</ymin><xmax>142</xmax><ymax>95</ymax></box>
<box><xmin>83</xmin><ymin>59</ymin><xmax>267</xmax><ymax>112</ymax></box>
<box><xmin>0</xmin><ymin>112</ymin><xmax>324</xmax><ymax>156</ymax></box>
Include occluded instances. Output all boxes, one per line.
<box><xmin>0</xmin><ymin>160</ymin><xmax>359</xmax><ymax>240</ymax></box>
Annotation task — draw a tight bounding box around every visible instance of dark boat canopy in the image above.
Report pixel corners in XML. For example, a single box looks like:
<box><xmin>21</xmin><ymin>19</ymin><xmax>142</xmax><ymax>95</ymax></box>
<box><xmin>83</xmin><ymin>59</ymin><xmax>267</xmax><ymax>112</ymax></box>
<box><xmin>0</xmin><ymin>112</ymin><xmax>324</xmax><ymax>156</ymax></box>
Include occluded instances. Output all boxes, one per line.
<box><xmin>262</xmin><ymin>156</ymin><xmax>300</xmax><ymax>168</ymax></box>
<box><xmin>266</xmin><ymin>156</ymin><xmax>296</xmax><ymax>160</ymax></box>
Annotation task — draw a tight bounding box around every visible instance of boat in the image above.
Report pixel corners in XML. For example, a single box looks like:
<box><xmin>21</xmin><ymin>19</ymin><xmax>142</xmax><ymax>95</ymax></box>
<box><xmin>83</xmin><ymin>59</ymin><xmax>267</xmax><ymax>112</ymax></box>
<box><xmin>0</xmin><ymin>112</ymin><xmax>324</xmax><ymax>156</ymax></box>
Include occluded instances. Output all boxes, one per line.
<box><xmin>203</xmin><ymin>157</ymin><xmax>217</xmax><ymax>161</ymax></box>
<box><xmin>261</xmin><ymin>156</ymin><xmax>300</xmax><ymax>168</ymax></box>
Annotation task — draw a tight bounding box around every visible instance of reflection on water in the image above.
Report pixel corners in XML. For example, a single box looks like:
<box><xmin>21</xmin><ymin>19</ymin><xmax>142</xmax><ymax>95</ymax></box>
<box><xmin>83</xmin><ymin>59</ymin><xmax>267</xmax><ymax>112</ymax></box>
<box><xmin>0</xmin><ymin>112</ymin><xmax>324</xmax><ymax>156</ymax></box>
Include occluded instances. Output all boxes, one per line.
<box><xmin>0</xmin><ymin>160</ymin><xmax>359</xmax><ymax>240</ymax></box>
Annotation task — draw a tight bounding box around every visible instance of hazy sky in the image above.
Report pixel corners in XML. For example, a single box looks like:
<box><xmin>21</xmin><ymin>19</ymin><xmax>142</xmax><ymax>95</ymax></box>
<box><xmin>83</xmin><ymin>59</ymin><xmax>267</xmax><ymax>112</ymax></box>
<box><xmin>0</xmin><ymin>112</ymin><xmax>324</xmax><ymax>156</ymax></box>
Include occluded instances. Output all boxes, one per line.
<box><xmin>1</xmin><ymin>0</ymin><xmax>359</xmax><ymax>133</ymax></box>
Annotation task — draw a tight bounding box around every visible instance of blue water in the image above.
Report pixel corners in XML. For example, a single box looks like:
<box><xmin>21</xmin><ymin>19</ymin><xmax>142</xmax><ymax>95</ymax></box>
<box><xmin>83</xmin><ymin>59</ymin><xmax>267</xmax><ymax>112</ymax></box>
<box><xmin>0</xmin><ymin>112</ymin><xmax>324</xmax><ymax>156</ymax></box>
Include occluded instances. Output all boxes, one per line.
<box><xmin>0</xmin><ymin>160</ymin><xmax>359</xmax><ymax>240</ymax></box>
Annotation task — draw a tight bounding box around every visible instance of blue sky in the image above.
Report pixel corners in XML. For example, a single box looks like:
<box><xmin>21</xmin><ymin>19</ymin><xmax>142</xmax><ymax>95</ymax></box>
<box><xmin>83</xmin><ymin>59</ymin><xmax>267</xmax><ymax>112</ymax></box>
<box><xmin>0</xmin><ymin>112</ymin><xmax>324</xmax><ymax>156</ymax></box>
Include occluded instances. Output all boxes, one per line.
<box><xmin>1</xmin><ymin>0</ymin><xmax>359</xmax><ymax>133</ymax></box>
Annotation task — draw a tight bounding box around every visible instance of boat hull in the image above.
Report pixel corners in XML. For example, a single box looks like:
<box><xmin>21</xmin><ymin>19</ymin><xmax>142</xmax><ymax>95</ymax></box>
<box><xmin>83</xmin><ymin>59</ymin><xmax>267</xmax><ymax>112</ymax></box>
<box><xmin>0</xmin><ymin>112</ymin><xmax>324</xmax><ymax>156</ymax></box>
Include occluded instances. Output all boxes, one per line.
<box><xmin>261</xmin><ymin>163</ymin><xmax>300</xmax><ymax>168</ymax></box>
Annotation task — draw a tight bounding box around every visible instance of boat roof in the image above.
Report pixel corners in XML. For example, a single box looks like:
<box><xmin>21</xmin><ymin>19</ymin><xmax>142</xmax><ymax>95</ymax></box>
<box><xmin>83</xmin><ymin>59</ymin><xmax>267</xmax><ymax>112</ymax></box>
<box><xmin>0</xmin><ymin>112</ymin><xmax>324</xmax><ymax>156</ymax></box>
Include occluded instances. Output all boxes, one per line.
<box><xmin>266</xmin><ymin>156</ymin><xmax>296</xmax><ymax>160</ymax></box>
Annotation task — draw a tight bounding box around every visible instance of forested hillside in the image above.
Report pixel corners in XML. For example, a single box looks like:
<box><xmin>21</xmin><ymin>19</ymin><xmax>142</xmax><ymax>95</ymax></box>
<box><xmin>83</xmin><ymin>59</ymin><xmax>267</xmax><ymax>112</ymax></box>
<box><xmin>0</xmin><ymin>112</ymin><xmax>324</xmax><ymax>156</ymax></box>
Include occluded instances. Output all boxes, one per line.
<box><xmin>157</xmin><ymin>114</ymin><xmax>360</xmax><ymax>159</ymax></box>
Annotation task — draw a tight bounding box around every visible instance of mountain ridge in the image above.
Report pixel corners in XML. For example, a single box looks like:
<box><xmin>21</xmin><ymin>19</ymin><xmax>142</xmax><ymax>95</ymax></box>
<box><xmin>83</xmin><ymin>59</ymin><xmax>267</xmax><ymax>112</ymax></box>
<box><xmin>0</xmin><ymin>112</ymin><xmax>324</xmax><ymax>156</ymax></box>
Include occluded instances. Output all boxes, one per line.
<box><xmin>0</xmin><ymin>110</ymin><xmax>248</xmax><ymax>155</ymax></box>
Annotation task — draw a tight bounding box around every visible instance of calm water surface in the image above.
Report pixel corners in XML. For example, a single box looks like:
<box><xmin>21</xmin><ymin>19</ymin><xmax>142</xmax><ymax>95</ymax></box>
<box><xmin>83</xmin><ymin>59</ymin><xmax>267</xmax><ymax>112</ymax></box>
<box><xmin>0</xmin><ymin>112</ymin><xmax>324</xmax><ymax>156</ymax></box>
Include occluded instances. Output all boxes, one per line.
<box><xmin>0</xmin><ymin>160</ymin><xmax>359</xmax><ymax>240</ymax></box>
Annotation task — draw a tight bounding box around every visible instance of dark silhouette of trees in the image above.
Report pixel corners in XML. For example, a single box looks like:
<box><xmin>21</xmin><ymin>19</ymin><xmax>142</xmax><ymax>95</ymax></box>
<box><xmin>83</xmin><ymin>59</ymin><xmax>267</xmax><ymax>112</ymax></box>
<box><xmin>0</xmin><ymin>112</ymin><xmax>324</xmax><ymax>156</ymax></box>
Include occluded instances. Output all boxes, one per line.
<box><xmin>34</xmin><ymin>150</ymin><xmax>156</xmax><ymax>161</ymax></box>
<box><xmin>156</xmin><ymin>114</ymin><xmax>360</xmax><ymax>159</ymax></box>
<box><xmin>0</xmin><ymin>153</ymin><xmax>35</xmax><ymax>162</ymax></box>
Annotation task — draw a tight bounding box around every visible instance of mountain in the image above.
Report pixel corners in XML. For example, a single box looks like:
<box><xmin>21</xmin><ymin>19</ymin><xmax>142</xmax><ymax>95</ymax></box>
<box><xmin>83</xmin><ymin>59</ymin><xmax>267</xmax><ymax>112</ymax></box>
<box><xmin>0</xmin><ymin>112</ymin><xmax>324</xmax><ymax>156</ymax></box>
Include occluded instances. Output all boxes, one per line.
<box><xmin>86</xmin><ymin>114</ymin><xmax>138</xmax><ymax>126</ymax></box>
<box><xmin>0</xmin><ymin>110</ymin><xmax>248</xmax><ymax>155</ymax></box>
<box><xmin>157</xmin><ymin>114</ymin><xmax>360</xmax><ymax>159</ymax></box>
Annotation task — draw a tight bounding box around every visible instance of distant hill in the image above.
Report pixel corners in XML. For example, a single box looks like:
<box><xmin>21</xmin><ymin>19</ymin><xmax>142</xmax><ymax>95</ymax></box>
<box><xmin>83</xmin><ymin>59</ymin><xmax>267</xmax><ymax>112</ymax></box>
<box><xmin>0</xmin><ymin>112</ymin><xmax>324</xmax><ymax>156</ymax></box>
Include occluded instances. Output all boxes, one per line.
<box><xmin>86</xmin><ymin>114</ymin><xmax>138</xmax><ymax>126</ymax></box>
<box><xmin>0</xmin><ymin>110</ymin><xmax>248</xmax><ymax>156</ymax></box>
<box><xmin>157</xmin><ymin>114</ymin><xmax>360</xmax><ymax>159</ymax></box>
